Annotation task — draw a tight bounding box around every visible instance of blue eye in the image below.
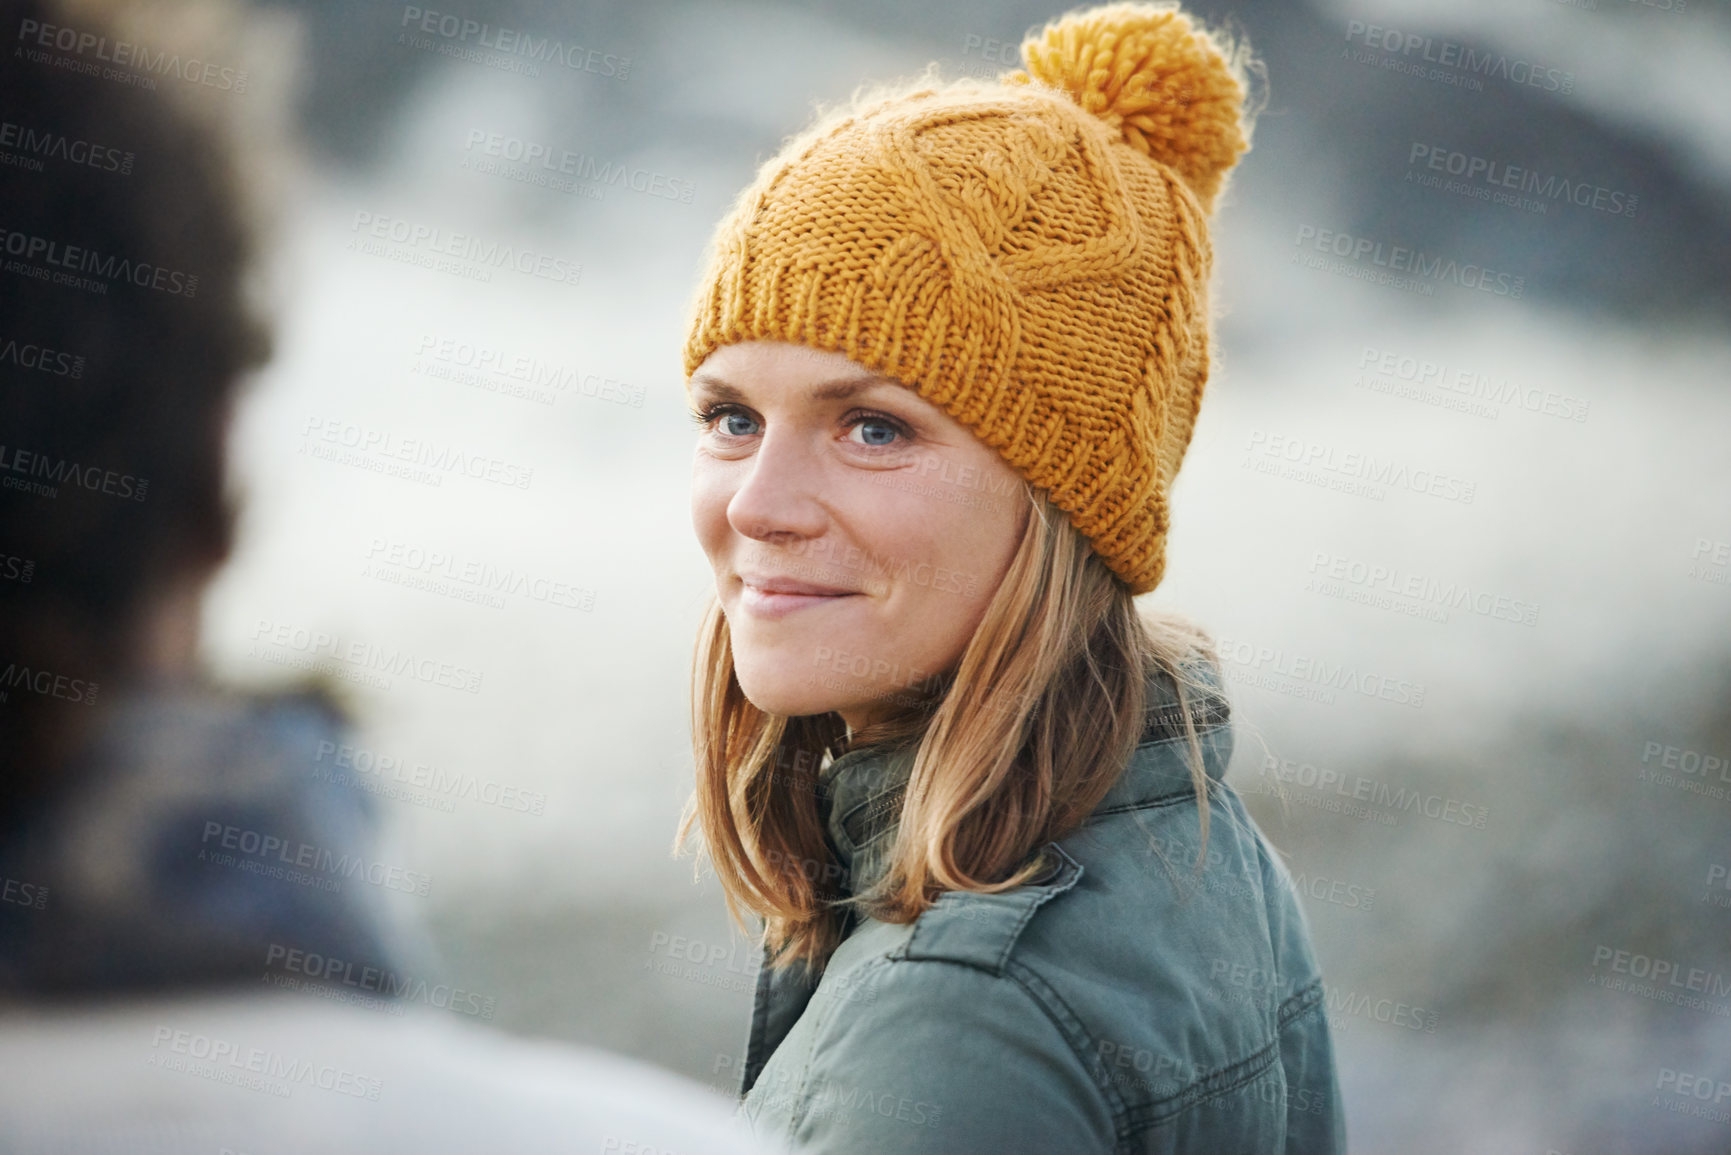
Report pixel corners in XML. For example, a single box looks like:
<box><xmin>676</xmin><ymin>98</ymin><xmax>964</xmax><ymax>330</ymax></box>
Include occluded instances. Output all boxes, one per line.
<box><xmin>690</xmin><ymin>403</ymin><xmax>911</xmax><ymax>449</ymax></box>
<box><xmin>689</xmin><ymin>404</ymin><xmax>759</xmax><ymax>437</ymax></box>
<box><xmin>855</xmin><ymin>418</ymin><xmax>900</xmax><ymax>447</ymax></box>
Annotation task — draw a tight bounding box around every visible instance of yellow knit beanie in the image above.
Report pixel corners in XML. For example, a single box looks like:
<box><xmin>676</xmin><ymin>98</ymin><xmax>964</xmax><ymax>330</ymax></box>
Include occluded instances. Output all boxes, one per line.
<box><xmin>682</xmin><ymin>2</ymin><xmax>1254</xmax><ymax>595</ymax></box>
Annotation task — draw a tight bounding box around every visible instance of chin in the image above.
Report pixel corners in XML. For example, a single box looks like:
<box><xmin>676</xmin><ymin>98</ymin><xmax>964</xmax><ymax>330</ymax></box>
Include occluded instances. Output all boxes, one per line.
<box><xmin>738</xmin><ymin>684</ymin><xmax>844</xmax><ymax>720</ymax></box>
<box><xmin>734</xmin><ymin>662</ymin><xmax>848</xmax><ymax>720</ymax></box>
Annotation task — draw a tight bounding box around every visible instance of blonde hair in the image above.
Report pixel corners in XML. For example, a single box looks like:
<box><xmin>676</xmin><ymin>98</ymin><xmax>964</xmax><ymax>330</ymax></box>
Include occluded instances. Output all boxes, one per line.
<box><xmin>675</xmin><ymin>484</ymin><xmax>1223</xmax><ymax>968</ymax></box>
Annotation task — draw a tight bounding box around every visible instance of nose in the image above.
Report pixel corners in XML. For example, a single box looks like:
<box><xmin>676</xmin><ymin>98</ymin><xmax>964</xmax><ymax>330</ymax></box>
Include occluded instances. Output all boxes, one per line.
<box><xmin>725</xmin><ymin>425</ymin><xmax>830</xmax><ymax>545</ymax></box>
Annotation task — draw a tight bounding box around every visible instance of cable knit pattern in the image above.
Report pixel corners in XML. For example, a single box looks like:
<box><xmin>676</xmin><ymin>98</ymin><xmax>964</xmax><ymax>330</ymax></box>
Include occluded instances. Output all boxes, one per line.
<box><xmin>682</xmin><ymin>2</ymin><xmax>1250</xmax><ymax>595</ymax></box>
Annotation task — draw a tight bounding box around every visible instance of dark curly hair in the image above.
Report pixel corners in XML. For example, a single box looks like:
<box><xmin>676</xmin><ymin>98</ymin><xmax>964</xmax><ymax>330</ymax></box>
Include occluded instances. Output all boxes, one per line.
<box><xmin>0</xmin><ymin>0</ymin><xmax>269</xmax><ymax>812</ymax></box>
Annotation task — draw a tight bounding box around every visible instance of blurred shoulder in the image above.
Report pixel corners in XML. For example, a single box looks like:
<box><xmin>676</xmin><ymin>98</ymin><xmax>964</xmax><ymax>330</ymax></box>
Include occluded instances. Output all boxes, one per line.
<box><xmin>0</xmin><ymin>992</ymin><xmax>781</xmax><ymax>1155</ymax></box>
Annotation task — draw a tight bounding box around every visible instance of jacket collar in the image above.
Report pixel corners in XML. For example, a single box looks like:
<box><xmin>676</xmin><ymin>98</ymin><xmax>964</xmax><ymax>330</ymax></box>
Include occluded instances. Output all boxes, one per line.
<box><xmin>817</xmin><ymin>658</ymin><xmax>1232</xmax><ymax>899</ymax></box>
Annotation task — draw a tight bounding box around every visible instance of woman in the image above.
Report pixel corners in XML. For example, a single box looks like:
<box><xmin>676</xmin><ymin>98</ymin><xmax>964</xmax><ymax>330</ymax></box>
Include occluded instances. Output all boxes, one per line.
<box><xmin>677</xmin><ymin>3</ymin><xmax>1345</xmax><ymax>1152</ymax></box>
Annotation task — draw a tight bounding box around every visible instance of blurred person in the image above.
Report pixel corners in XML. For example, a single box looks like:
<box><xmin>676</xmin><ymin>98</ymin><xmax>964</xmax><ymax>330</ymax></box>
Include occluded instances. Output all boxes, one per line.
<box><xmin>677</xmin><ymin>3</ymin><xmax>1345</xmax><ymax>1153</ymax></box>
<box><xmin>0</xmin><ymin>0</ymin><xmax>779</xmax><ymax>1151</ymax></box>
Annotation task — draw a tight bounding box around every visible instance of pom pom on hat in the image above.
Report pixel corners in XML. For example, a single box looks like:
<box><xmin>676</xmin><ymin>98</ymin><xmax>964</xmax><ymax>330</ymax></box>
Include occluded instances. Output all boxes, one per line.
<box><xmin>1003</xmin><ymin>1</ymin><xmax>1251</xmax><ymax>212</ymax></box>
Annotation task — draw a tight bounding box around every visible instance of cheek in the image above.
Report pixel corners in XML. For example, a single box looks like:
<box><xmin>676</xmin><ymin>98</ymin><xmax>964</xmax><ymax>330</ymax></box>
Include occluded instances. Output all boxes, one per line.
<box><xmin>916</xmin><ymin>485</ymin><xmax>1013</xmax><ymax>577</ymax></box>
<box><xmin>690</xmin><ymin>456</ymin><xmax>732</xmax><ymax>554</ymax></box>
<box><xmin>861</xmin><ymin>498</ymin><xmax>990</xmax><ymax>624</ymax></box>
<box><xmin>885</xmin><ymin>468</ymin><xmax>1023</xmax><ymax>645</ymax></box>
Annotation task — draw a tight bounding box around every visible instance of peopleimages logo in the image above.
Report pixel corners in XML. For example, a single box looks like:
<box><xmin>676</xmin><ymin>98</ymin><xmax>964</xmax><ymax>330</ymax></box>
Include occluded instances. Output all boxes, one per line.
<box><xmin>398</xmin><ymin>6</ymin><xmax>629</xmax><ymax>79</ymax></box>
<box><xmin>0</xmin><ymin>552</ymin><xmax>33</xmax><ymax>584</ymax></box>
<box><xmin>1243</xmin><ymin>429</ymin><xmax>1477</xmax><ymax>505</ymax></box>
<box><xmin>1252</xmin><ymin>753</ymin><xmax>1490</xmax><ymax>830</ymax></box>
<box><xmin>412</xmin><ymin>335</ymin><xmax>644</xmax><ymax>408</ymax></box>
<box><xmin>313</xmin><ymin>739</ymin><xmax>548</xmax><ymax>816</ymax></box>
<box><xmin>1343</xmin><ymin>20</ymin><xmax>1575</xmax><ymax>94</ymax></box>
<box><xmin>1</xmin><ymin>226</ymin><xmax>198</xmax><ymax>296</ymax></box>
<box><xmin>462</xmin><ymin>130</ymin><xmax>694</xmax><ymax>203</ymax></box>
<box><xmin>1</xmin><ymin>873</ymin><xmax>48</xmax><ymax>911</ymax></box>
<box><xmin>300</xmin><ymin>417</ymin><xmax>534</xmax><ymax>491</ymax></box>
<box><xmin>0</xmin><ymin>443</ymin><xmax>147</xmax><ymax>502</ymax></box>
<box><xmin>1321</xmin><ymin>985</ymin><xmax>1440</xmax><ymax>1034</ymax></box>
<box><xmin>0</xmin><ymin>332</ymin><xmax>85</xmax><ymax>378</ymax></box>
<box><xmin>148</xmin><ymin>1026</ymin><xmax>382</xmax><ymax>1100</ymax></box>
<box><xmin>1305</xmin><ymin>549</ymin><xmax>1540</xmax><ymax>628</ymax></box>
<box><xmin>362</xmin><ymin>536</ymin><xmax>595</xmax><ymax>612</ymax></box>
<box><xmin>1355</xmin><ymin>346</ymin><xmax>1589</xmax><ymax>423</ymax></box>
<box><xmin>1690</xmin><ymin>537</ymin><xmax>1730</xmax><ymax>590</ymax></box>
<box><xmin>1293</xmin><ymin>225</ymin><xmax>1525</xmax><ymax>299</ymax></box>
<box><xmin>15</xmin><ymin>16</ymin><xmax>250</xmax><ymax>92</ymax></box>
<box><xmin>200</xmin><ymin>820</ymin><xmax>433</xmax><ymax>897</ymax></box>
<box><xmin>0</xmin><ymin>119</ymin><xmax>134</xmax><ymax>175</ymax></box>
<box><xmin>248</xmin><ymin>617</ymin><xmax>485</xmax><ymax>695</ymax></box>
<box><xmin>1407</xmin><ymin>143</ymin><xmax>1638</xmax><ymax>219</ymax></box>
<box><xmin>1216</xmin><ymin>636</ymin><xmax>1426</xmax><ymax>709</ymax></box>
<box><xmin>1590</xmin><ymin>945</ymin><xmax>1731</xmax><ymax>1004</ymax></box>
<box><xmin>1652</xmin><ymin>1067</ymin><xmax>1731</xmax><ymax>1126</ymax></box>
<box><xmin>0</xmin><ymin>661</ymin><xmax>98</xmax><ymax>705</ymax></box>
<box><xmin>1637</xmin><ymin>739</ymin><xmax>1731</xmax><ymax>801</ymax></box>
<box><xmin>347</xmin><ymin>211</ymin><xmax>581</xmax><ymax>288</ymax></box>
<box><xmin>264</xmin><ymin>944</ymin><xmax>496</xmax><ymax>1019</ymax></box>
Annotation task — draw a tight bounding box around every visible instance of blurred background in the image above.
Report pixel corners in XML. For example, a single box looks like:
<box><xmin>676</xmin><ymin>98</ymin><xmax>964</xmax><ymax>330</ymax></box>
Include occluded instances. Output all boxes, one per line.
<box><xmin>124</xmin><ymin>0</ymin><xmax>1731</xmax><ymax>1150</ymax></box>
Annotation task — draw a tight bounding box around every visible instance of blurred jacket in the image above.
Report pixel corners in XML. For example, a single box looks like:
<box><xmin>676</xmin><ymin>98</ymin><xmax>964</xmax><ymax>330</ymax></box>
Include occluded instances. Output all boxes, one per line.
<box><xmin>0</xmin><ymin>684</ymin><xmax>414</xmax><ymax>994</ymax></box>
<box><xmin>0</xmin><ymin>684</ymin><xmax>780</xmax><ymax>1155</ymax></box>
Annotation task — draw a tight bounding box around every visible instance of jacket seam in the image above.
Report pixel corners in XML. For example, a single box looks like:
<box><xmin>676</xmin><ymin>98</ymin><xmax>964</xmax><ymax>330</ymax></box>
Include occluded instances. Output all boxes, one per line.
<box><xmin>1120</xmin><ymin>1029</ymin><xmax>1283</xmax><ymax>1134</ymax></box>
<box><xmin>1138</xmin><ymin>721</ymin><xmax>1230</xmax><ymax>752</ymax></box>
<box><xmin>741</xmin><ymin>956</ymin><xmax>777</xmax><ymax>1098</ymax></box>
<box><xmin>895</xmin><ymin>847</ymin><xmax>1083</xmax><ymax>974</ymax></box>
<box><xmin>1277</xmin><ymin>975</ymin><xmax>1326</xmax><ymax>1028</ymax></box>
<box><xmin>1089</xmin><ymin>723</ymin><xmax>1232</xmax><ymax>816</ymax></box>
<box><xmin>1000</xmin><ymin>957</ymin><xmax>1133</xmax><ymax>1137</ymax></box>
<box><xmin>813</xmin><ymin>954</ymin><xmax>1130</xmax><ymax>1140</ymax></box>
<box><xmin>990</xmin><ymin>846</ymin><xmax>1081</xmax><ymax>972</ymax></box>
<box><xmin>1090</xmin><ymin>792</ymin><xmax>1192</xmax><ymax>818</ymax></box>
<box><xmin>868</xmin><ymin>956</ymin><xmax>1301</xmax><ymax>1144</ymax></box>
<box><xmin>741</xmin><ymin>952</ymin><xmax>823</xmax><ymax>1101</ymax></box>
<box><xmin>841</xmin><ymin>785</ymin><xmax>906</xmax><ymax>844</ymax></box>
<box><xmin>1113</xmin><ymin>972</ymin><xmax>1325</xmax><ymax>1134</ymax></box>
<box><xmin>781</xmin><ymin>954</ymin><xmax>882</xmax><ymax>1141</ymax></box>
<box><xmin>1089</xmin><ymin>778</ymin><xmax>1228</xmax><ymax>819</ymax></box>
<box><xmin>1140</xmin><ymin>699</ymin><xmax>1231</xmax><ymax>742</ymax></box>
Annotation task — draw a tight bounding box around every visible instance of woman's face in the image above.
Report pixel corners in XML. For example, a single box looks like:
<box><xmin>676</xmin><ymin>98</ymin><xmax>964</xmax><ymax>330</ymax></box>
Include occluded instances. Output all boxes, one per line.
<box><xmin>690</xmin><ymin>341</ymin><xmax>1030</xmax><ymax>731</ymax></box>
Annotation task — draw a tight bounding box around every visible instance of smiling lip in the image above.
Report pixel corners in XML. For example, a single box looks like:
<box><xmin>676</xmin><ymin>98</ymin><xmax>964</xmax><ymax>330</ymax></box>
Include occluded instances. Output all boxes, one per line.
<box><xmin>737</xmin><ymin>574</ymin><xmax>860</xmax><ymax>619</ymax></box>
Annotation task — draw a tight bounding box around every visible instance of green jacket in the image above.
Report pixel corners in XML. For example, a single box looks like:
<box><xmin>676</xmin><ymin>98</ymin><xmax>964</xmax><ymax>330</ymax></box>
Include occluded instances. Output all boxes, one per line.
<box><xmin>735</xmin><ymin>664</ymin><xmax>1346</xmax><ymax>1153</ymax></box>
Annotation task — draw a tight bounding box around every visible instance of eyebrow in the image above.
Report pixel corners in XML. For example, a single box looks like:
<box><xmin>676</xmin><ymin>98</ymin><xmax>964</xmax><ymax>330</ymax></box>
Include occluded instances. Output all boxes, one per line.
<box><xmin>688</xmin><ymin>372</ymin><xmax>898</xmax><ymax>405</ymax></box>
